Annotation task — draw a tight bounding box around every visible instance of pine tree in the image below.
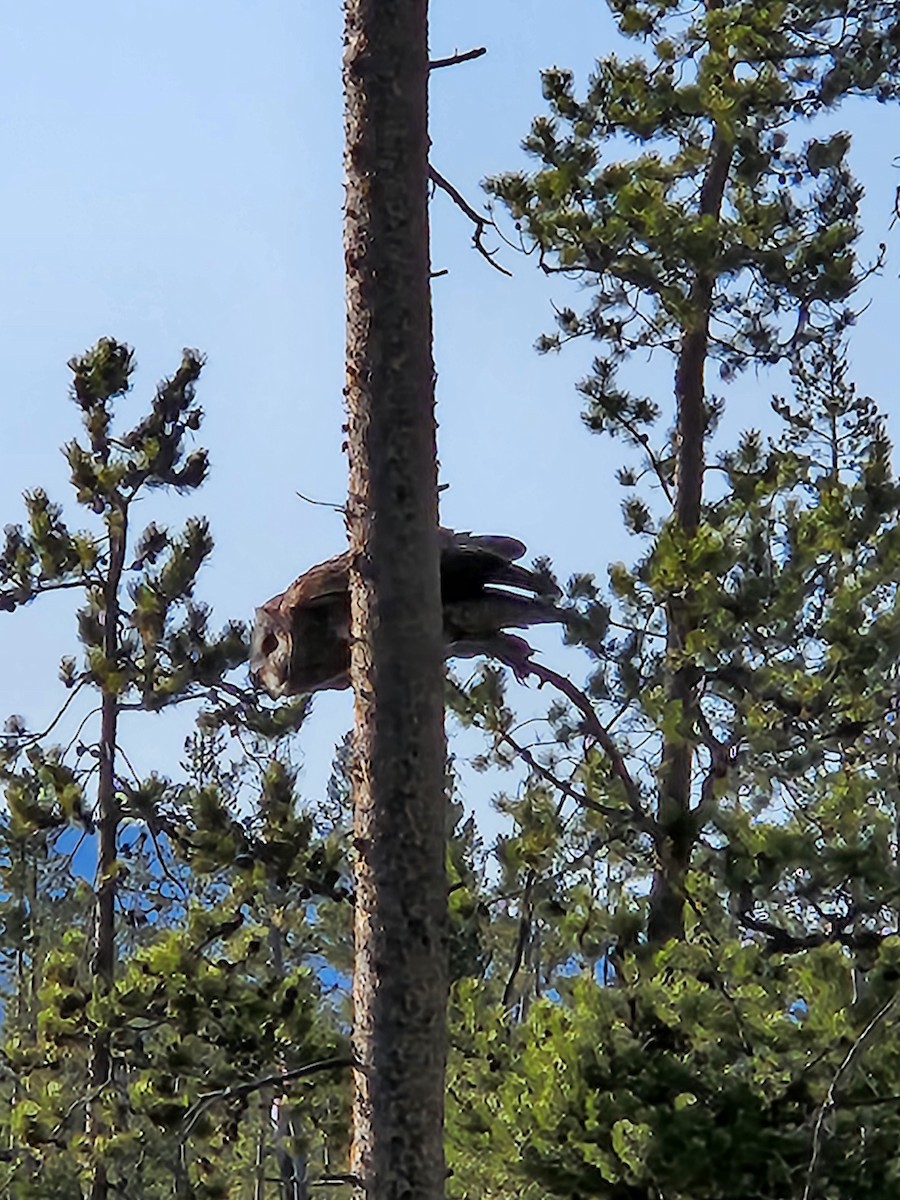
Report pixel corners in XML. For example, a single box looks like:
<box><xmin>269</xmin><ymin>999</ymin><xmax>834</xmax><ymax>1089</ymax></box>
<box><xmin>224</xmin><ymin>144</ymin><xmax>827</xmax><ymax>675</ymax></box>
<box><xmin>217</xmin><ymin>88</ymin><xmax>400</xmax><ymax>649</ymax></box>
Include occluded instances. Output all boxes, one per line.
<box><xmin>447</xmin><ymin>337</ymin><xmax>900</xmax><ymax>1199</ymax></box>
<box><xmin>0</xmin><ymin>339</ymin><xmax>246</xmax><ymax>1197</ymax></box>
<box><xmin>441</xmin><ymin>3</ymin><xmax>900</xmax><ymax>1196</ymax></box>
<box><xmin>486</xmin><ymin>0</ymin><xmax>900</xmax><ymax>948</ymax></box>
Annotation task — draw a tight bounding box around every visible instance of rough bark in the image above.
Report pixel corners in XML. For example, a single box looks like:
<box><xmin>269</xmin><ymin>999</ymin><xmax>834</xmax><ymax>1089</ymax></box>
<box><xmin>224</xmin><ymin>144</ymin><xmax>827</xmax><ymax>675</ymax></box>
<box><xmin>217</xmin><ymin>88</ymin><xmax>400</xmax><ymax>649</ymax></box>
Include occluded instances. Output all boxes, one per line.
<box><xmin>343</xmin><ymin>2</ymin><xmax>448</xmax><ymax>1200</ymax></box>
<box><xmin>87</xmin><ymin>510</ymin><xmax>126</xmax><ymax>1200</ymax></box>
<box><xmin>648</xmin><ymin>130</ymin><xmax>733</xmax><ymax>946</ymax></box>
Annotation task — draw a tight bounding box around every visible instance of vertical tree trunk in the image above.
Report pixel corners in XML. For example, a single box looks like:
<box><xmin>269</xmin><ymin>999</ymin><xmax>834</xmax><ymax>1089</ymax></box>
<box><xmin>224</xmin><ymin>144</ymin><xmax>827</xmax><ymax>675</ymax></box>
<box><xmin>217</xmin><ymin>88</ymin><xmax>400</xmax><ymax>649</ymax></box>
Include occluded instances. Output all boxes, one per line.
<box><xmin>647</xmin><ymin>130</ymin><xmax>733</xmax><ymax>947</ymax></box>
<box><xmin>343</xmin><ymin>2</ymin><xmax>448</xmax><ymax>1199</ymax></box>
<box><xmin>87</xmin><ymin>513</ymin><xmax>126</xmax><ymax>1200</ymax></box>
<box><xmin>267</xmin><ymin>914</ymin><xmax>309</xmax><ymax>1200</ymax></box>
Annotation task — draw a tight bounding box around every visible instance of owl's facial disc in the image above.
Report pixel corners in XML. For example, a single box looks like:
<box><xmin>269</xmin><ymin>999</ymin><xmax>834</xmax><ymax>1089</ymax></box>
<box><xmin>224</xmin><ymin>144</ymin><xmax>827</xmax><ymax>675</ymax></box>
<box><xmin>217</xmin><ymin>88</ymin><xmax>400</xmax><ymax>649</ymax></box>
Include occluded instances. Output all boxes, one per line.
<box><xmin>250</xmin><ymin>612</ymin><xmax>294</xmax><ymax>698</ymax></box>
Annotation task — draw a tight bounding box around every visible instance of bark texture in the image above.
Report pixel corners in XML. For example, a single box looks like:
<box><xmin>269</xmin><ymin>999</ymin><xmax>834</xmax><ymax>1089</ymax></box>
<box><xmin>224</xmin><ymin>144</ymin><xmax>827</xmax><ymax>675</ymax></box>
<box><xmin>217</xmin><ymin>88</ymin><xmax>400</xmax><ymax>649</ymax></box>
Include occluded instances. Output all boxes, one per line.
<box><xmin>343</xmin><ymin>2</ymin><xmax>448</xmax><ymax>1199</ymax></box>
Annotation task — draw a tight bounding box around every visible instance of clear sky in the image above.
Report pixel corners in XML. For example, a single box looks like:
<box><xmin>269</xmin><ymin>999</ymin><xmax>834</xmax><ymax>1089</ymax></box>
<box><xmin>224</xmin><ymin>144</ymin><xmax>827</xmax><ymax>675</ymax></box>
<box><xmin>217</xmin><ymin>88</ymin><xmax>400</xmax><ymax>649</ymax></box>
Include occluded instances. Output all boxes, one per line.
<box><xmin>0</xmin><ymin>2</ymin><xmax>898</xmax><ymax>834</ymax></box>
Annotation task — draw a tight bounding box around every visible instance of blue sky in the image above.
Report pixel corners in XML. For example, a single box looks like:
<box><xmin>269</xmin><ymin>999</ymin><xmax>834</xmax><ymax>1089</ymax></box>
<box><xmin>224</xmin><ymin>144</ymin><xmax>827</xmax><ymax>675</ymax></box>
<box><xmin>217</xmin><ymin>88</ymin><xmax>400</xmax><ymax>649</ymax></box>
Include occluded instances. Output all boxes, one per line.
<box><xmin>0</xmin><ymin>2</ymin><xmax>898</xmax><ymax>835</ymax></box>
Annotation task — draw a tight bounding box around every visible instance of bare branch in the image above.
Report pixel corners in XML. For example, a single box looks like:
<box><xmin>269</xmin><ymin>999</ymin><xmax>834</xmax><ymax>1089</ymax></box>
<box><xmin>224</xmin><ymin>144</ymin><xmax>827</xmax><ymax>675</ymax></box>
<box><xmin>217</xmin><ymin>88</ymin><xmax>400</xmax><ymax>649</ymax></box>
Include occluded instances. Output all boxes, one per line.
<box><xmin>1</xmin><ymin>678</ymin><xmax>88</xmax><ymax>750</ymax></box>
<box><xmin>521</xmin><ymin>659</ymin><xmax>654</xmax><ymax>834</ymax></box>
<box><xmin>428</xmin><ymin>166</ymin><xmax>512</xmax><ymax>276</ymax></box>
<box><xmin>428</xmin><ymin>47</ymin><xmax>487</xmax><ymax>70</ymax></box>
<box><xmin>51</xmin><ymin>1062</ymin><xmax>112</xmax><ymax>1137</ymax></box>
<box><xmin>296</xmin><ymin>490</ymin><xmax>345</xmax><ymax>514</ymax></box>
<box><xmin>181</xmin><ymin>1056</ymin><xmax>355</xmax><ymax>1142</ymax></box>
<box><xmin>501</xmin><ymin>867</ymin><xmax>535</xmax><ymax>1009</ymax></box>
<box><xmin>499</xmin><ymin>728</ymin><xmax>636</xmax><ymax>823</ymax></box>
<box><xmin>804</xmin><ymin>993</ymin><xmax>900</xmax><ymax>1200</ymax></box>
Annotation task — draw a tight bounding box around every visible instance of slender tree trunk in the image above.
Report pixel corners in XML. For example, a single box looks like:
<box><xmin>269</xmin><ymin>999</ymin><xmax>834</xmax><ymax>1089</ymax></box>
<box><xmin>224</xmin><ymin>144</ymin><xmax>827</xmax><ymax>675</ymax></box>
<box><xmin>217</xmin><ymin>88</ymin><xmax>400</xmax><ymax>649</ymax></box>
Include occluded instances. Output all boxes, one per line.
<box><xmin>87</xmin><ymin>511</ymin><xmax>126</xmax><ymax>1200</ymax></box>
<box><xmin>267</xmin><ymin>914</ymin><xmax>308</xmax><ymax>1200</ymax></box>
<box><xmin>254</xmin><ymin>1101</ymin><xmax>268</xmax><ymax>1200</ymax></box>
<box><xmin>648</xmin><ymin>131</ymin><xmax>733</xmax><ymax>946</ymax></box>
<box><xmin>343</xmin><ymin>2</ymin><xmax>448</xmax><ymax>1198</ymax></box>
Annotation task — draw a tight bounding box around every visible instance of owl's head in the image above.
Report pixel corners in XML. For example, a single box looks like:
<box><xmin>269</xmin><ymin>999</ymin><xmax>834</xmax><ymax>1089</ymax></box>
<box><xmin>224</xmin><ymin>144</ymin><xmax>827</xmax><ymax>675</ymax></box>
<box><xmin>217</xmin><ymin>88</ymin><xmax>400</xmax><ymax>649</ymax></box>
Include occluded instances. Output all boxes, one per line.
<box><xmin>249</xmin><ymin>604</ymin><xmax>295</xmax><ymax>698</ymax></box>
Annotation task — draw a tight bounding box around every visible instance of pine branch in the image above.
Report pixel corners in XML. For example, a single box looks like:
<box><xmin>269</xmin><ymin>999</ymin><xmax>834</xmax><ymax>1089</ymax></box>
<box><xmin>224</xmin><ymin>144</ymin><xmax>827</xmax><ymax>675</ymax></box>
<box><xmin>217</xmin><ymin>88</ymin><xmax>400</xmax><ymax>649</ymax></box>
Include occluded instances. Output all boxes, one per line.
<box><xmin>180</xmin><ymin>1056</ymin><xmax>355</xmax><ymax>1141</ymax></box>
<box><xmin>498</xmin><ymin>729</ymin><xmax>637</xmax><ymax>824</ymax></box>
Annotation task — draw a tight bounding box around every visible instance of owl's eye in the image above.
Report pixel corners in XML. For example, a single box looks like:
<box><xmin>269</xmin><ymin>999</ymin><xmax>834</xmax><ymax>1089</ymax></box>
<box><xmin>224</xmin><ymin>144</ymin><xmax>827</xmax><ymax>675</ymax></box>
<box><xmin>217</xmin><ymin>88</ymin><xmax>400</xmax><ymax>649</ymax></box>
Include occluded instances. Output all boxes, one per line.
<box><xmin>261</xmin><ymin>633</ymin><xmax>278</xmax><ymax>656</ymax></box>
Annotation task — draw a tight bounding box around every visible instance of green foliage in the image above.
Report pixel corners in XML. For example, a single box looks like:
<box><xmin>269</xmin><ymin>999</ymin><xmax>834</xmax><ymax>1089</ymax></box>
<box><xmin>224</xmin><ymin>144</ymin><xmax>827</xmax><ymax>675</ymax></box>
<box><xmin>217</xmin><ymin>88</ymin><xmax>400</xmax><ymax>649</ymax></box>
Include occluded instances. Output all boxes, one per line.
<box><xmin>0</xmin><ymin>341</ymin><xmax>352</xmax><ymax>1197</ymax></box>
<box><xmin>449</xmin><ymin>941</ymin><xmax>900</xmax><ymax>1200</ymax></box>
<box><xmin>444</xmin><ymin>6</ymin><xmax>900</xmax><ymax>1200</ymax></box>
<box><xmin>488</xmin><ymin>0</ymin><xmax>900</xmax><ymax>434</ymax></box>
<box><xmin>4</xmin><ymin>7</ymin><xmax>900</xmax><ymax>1198</ymax></box>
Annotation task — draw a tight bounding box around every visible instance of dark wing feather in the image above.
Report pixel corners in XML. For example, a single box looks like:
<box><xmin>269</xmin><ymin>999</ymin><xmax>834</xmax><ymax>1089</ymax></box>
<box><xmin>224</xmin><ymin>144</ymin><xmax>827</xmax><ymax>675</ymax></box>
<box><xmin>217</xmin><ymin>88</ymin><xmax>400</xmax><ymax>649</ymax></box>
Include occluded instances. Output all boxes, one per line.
<box><xmin>440</xmin><ymin>528</ymin><xmax>527</xmax><ymax>562</ymax></box>
<box><xmin>444</xmin><ymin>594</ymin><xmax>561</xmax><ymax>638</ymax></box>
<box><xmin>439</xmin><ymin>529</ymin><xmax>560</xmax><ymax>606</ymax></box>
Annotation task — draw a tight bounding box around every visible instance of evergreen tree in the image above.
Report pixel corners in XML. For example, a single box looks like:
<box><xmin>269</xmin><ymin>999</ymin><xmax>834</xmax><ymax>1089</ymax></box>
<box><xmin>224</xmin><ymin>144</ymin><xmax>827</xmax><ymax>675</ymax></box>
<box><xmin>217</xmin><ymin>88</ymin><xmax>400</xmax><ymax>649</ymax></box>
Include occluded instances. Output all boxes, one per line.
<box><xmin>486</xmin><ymin>0</ymin><xmax>900</xmax><ymax>943</ymax></box>
<box><xmin>442</xmin><ymin>3</ymin><xmax>900</xmax><ymax>1197</ymax></box>
<box><xmin>0</xmin><ymin>339</ymin><xmax>244</xmax><ymax>1196</ymax></box>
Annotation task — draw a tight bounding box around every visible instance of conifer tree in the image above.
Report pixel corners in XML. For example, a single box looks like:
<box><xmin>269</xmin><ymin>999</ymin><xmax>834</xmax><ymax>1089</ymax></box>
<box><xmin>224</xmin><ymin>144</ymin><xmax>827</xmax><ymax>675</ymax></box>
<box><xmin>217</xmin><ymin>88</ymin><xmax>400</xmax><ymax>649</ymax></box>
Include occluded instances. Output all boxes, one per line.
<box><xmin>0</xmin><ymin>339</ymin><xmax>356</xmax><ymax>1199</ymax></box>
<box><xmin>486</xmin><ymin>0</ymin><xmax>900</xmax><ymax>945</ymax></box>
<box><xmin>0</xmin><ymin>339</ymin><xmax>246</xmax><ymax>1197</ymax></box>
<box><xmin>442</xmin><ymin>4</ymin><xmax>900</xmax><ymax>1196</ymax></box>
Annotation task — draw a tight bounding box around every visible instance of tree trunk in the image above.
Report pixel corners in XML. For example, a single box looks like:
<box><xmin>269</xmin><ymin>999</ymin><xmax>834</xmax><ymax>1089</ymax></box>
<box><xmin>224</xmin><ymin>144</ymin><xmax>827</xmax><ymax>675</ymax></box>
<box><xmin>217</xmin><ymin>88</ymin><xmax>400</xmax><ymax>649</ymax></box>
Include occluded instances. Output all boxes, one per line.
<box><xmin>343</xmin><ymin>2</ymin><xmax>448</xmax><ymax>1199</ymax></box>
<box><xmin>86</xmin><ymin>511</ymin><xmax>126</xmax><ymax>1200</ymax></box>
<box><xmin>647</xmin><ymin>130</ymin><xmax>733</xmax><ymax>946</ymax></box>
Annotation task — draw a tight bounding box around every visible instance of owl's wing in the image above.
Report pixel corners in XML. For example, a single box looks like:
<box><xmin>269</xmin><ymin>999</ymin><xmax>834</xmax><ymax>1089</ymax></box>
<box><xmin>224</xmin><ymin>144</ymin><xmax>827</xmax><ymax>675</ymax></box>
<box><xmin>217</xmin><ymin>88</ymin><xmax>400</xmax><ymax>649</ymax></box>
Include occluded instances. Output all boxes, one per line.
<box><xmin>439</xmin><ymin>530</ymin><xmax>561</xmax><ymax>603</ymax></box>
<box><xmin>254</xmin><ymin>529</ymin><xmax>563</xmax><ymax>695</ymax></box>
<box><xmin>439</xmin><ymin>527</ymin><xmax>527</xmax><ymax>563</ymax></box>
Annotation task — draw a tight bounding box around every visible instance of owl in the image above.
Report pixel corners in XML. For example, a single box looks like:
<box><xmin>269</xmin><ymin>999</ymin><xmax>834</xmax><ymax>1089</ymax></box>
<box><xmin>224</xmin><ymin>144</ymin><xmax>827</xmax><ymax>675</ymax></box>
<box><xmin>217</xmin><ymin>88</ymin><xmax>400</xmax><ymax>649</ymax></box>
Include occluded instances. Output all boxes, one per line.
<box><xmin>250</xmin><ymin>528</ymin><xmax>562</xmax><ymax>698</ymax></box>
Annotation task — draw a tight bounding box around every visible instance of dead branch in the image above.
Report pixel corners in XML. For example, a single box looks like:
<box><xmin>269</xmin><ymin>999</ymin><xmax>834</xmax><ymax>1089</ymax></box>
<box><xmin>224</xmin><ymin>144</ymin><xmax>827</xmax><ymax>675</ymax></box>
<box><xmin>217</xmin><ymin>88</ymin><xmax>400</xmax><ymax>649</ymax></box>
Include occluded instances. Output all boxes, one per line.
<box><xmin>428</xmin><ymin>166</ymin><xmax>512</xmax><ymax>276</ymax></box>
<box><xmin>296</xmin><ymin>490</ymin><xmax>345</xmax><ymax>514</ymax></box>
<box><xmin>502</xmin><ymin>868</ymin><xmax>535</xmax><ymax>1009</ymax></box>
<box><xmin>521</xmin><ymin>659</ymin><xmax>654</xmax><ymax>834</ymax></box>
<box><xmin>429</xmin><ymin>47</ymin><xmax>487</xmax><ymax>70</ymax></box>
<box><xmin>499</xmin><ymin>728</ymin><xmax>638</xmax><ymax>824</ymax></box>
<box><xmin>181</xmin><ymin>1056</ymin><xmax>355</xmax><ymax>1142</ymax></box>
<box><xmin>803</xmin><ymin>993</ymin><xmax>899</xmax><ymax>1200</ymax></box>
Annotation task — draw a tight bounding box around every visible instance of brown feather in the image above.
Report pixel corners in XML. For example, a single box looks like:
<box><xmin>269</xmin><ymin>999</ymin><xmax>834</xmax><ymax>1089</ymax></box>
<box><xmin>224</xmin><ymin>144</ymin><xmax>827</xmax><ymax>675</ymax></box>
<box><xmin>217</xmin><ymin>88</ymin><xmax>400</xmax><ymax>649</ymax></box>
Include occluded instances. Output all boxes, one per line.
<box><xmin>251</xmin><ymin>528</ymin><xmax>562</xmax><ymax>697</ymax></box>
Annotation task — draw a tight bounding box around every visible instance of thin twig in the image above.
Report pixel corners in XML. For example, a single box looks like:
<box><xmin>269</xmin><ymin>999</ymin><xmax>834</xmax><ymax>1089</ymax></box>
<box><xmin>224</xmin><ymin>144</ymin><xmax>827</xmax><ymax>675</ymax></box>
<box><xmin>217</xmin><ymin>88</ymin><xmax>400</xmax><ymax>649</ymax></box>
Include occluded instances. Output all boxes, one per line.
<box><xmin>58</xmin><ymin>827</ymin><xmax>89</xmax><ymax>874</ymax></box>
<box><xmin>520</xmin><ymin>659</ymin><xmax>654</xmax><ymax>833</ymax></box>
<box><xmin>428</xmin><ymin>166</ymin><xmax>512</xmax><ymax>276</ymax></box>
<box><xmin>499</xmin><ymin>729</ymin><xmax>634</xmax><ymax>823</ymax></box>
<box><xmin>51</xmin><ymin>1063</ymin><xmax>112</xmax><ymax>1137</ymax></box>
<box><xmin>296</xmin><ymin>490</ymin><xmax>345</xmax><ymax>514</ymax></box>
<box><xmin>1</xmin><ymin>679</ymin><xmax>88</xmax><ymax>748</ymax></box>
<box><xmin>180</xmin><ymin>1056</ymin><xmax>355</xmax><ymax>1142</ymax></box>
<box><xmin>502</xmin><ymin>868</ymin><xmax>535</xmax><ymax>1009</ymax></box>
<box><xmin>146</xmin><ymin>820</ymin><xmax>189</xmax><ymax>901</ymax></box>
<box><xmin>428</xmin><ymin>47</ymin><xmax>487</xmax><ymax>70</ymax></box>
<box><xmin>803</xmin><ymin>993</ymin><xmax>899</xmax><ymax>1200</ymax></box>
<box><xmin>0</xmin><ymin>575</ymin><xmax>99</xmax><ymax>611</ymax></box>
<box><xmin>59</xmin><ymin>703</ymin><xmax>101</xmax><ymax>760</ymax></box>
